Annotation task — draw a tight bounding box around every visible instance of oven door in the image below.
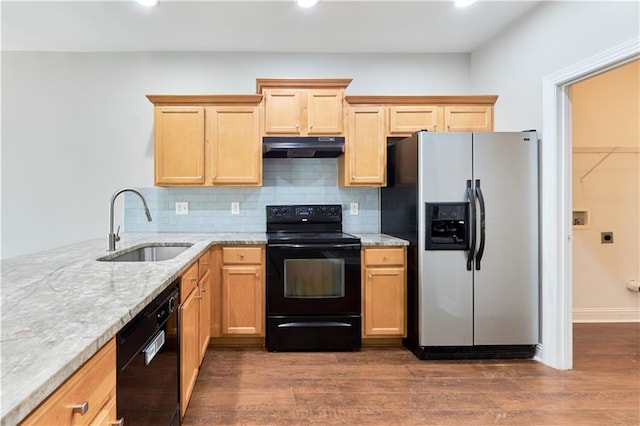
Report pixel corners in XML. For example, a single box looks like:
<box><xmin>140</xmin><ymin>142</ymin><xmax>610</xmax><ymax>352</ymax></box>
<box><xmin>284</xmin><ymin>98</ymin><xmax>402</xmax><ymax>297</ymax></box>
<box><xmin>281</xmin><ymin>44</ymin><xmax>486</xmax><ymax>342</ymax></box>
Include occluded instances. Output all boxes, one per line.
<box><xmin>266</xmin><ymin>242</ymin><xmax>361</xmax><ymax>315</ymax></box>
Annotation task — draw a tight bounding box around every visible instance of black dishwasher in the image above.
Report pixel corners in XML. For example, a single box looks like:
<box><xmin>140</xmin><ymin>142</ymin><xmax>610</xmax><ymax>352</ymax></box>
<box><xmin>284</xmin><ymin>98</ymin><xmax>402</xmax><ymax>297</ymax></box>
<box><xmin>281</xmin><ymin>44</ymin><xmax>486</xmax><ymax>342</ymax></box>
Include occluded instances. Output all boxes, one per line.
<box><xmin>116</xmin><ymin>280</ymin><xmax>180</xmax><ymax>425</ymax></box>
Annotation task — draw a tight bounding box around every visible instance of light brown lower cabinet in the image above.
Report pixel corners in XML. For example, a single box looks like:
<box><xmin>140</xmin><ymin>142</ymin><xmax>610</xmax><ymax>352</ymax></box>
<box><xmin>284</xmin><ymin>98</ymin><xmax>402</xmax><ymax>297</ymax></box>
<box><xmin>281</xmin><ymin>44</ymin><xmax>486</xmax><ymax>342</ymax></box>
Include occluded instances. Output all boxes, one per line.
<box><xmin>19</xmin><ymin>339</ymin><xmax>118</xmax><ymax>426</ymax></box>
<box><xmin>362</xmin><ymin>247</ymin><xmax>407</xmax><ymax>338</ymax></box>
<box><xmin>197</xmin><ymin>266</ymin><xmax>212</xmax><ymax>363</ymax></box>
<box><xmin>179</xmin><ymin>249</ymin><xmax>212</xmax><ymax>420</ymax></box>
<box><xmin>220</xmin><ymin>246</ymin><xmax>265</xmax><ymax>336</ymax></box>
<box><xmin>179</xmin><ymin>284</ymin><xmax>199</xmax><ymax>419</ymax></box>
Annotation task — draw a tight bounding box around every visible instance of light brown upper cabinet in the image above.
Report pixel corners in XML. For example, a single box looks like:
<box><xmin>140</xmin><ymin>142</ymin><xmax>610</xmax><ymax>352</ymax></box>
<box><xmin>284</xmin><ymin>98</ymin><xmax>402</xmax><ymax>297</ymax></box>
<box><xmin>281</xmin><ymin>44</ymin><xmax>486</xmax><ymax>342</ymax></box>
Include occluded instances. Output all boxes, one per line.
<box><xmin>443</xmin><ymin>105</ymin><xmax>494</xmax><ymax>132</ymax></box>
<box><xmin>147</xmin><ymin>95</ymin><xmax>263</xmax><ymax>187</ymax></box>
<box><xmin>347</xmin><ymin>95</ymin><xmax>497</xmax><ymax>139</ymax></box>
<box><xmin>339</xmin><ymin>106</ymin><xmax>387</xmax><ymax>187</ymax></box>
<box><xmin>153</xmin><ymin>106</ymin><xmax>206</xmax><ymax>185</ymax></box>
<box><xmin>208</xmin><ymin>105</ymin><xmax>262</xmax><ymax>186</ymax></box>
<box><xmin>388</xmin><ymin>105</ymin><xmax>443</xmax><ymax>134</ymax></box>
<box><xmin>257</xmin><ymin>78</ymin><xmax>352</xmax><ymax>136</ymax></box>
<box><xmin>341</xmin><ymin>95</ymin><xmax>497</xmax><ymax>187</ymax></box>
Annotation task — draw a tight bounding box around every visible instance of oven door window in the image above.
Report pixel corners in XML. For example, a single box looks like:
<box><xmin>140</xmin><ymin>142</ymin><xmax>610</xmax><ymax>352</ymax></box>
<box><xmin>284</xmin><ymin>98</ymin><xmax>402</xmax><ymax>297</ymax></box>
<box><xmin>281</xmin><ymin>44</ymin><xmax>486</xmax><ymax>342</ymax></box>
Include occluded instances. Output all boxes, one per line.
<box><xmin>284</xmin><ymin>259</ymin><xmax>345</xmax><ymax>298</ymax></box>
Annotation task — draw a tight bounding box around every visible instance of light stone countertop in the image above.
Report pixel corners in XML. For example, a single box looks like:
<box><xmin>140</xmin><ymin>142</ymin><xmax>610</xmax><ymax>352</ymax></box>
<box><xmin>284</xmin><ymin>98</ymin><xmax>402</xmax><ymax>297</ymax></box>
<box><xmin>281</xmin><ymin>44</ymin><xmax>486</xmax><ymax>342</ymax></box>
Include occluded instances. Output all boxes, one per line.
<box><xmin>0</xmin><ymin>232</ymin><xmax>406</xmax><ymax>426</ymax></box>
<box><xmin>353</xmin><ymin>233</ymin><xmax>409</xmax><ymax>247</ymax></box>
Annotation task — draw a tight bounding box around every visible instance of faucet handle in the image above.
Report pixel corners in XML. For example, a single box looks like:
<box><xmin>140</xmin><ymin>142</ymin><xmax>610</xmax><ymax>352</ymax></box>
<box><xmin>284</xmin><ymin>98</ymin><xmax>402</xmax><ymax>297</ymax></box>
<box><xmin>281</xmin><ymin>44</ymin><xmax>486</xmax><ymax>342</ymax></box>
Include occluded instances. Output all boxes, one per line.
<box><xmin>115</xmin><ymin>225</ymin><xmax>121</xmax><ymax>242</ymax></box>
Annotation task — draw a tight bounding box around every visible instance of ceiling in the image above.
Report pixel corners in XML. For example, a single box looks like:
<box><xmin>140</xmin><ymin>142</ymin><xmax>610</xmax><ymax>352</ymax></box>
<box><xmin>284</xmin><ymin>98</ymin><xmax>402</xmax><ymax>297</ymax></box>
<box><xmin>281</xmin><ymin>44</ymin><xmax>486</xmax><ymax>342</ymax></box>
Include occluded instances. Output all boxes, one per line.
<box><xmin>1</xmin><ymin>0</ymin><xmax>541</xmax><ymax>53</ymax></box>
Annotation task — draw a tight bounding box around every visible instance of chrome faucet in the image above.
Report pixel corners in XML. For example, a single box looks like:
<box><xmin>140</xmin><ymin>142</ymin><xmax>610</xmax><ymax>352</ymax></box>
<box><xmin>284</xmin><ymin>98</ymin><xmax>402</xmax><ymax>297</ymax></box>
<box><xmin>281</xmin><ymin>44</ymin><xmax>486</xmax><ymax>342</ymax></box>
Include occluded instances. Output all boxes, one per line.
<box><xmin>108</xmin><ymin>188</ymin><xmax>152</xmax><ymax>251</ymax></box>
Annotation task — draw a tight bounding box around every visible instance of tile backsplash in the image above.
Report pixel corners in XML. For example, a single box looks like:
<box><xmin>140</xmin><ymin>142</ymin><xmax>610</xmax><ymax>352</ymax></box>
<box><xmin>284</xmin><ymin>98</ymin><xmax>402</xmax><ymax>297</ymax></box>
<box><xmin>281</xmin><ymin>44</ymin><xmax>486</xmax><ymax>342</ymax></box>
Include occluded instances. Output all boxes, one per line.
<box><xmin>124</xmin><ymin>159</ymin><xmax>379</xmax><ymax>233</ymax></box>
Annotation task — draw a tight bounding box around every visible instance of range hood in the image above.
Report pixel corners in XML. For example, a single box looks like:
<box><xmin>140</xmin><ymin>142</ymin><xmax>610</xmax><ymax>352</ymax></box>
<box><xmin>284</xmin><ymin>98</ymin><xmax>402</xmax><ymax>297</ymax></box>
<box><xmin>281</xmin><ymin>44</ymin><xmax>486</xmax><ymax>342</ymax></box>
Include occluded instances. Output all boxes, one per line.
<box><xmin>263</xmin><ymin>136</ymin><xmax>345</xmax><ymax>158</ymax></box>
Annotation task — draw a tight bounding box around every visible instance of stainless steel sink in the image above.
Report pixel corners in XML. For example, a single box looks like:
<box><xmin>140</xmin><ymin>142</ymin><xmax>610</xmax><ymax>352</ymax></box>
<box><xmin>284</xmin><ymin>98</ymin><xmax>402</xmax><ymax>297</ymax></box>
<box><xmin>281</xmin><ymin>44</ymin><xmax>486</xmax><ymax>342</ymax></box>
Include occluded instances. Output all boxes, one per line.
<box><xmin>97</xmin><ymin>243</ymin><xmax>193</xmax><ymax>262</ymax></box>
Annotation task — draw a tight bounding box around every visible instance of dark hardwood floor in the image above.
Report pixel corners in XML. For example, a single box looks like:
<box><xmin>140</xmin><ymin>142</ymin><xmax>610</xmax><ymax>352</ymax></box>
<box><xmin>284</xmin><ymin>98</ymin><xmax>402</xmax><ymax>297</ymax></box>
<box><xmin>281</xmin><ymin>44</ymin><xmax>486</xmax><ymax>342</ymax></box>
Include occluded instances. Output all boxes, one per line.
<box><xmin>182</xmin><ymin>323</ymin><xmax>639</xmax><ymax>425</ymax></box>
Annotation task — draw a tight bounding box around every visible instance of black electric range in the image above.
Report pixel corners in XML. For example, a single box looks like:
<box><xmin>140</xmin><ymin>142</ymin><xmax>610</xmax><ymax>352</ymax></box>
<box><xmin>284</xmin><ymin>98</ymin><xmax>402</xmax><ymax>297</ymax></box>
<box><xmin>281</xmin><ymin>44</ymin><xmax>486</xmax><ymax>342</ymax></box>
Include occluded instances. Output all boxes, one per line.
<box><xmin>265</xmin><ymin>204</ymin><xmax>362</xmax><ymax>351</ymax></box>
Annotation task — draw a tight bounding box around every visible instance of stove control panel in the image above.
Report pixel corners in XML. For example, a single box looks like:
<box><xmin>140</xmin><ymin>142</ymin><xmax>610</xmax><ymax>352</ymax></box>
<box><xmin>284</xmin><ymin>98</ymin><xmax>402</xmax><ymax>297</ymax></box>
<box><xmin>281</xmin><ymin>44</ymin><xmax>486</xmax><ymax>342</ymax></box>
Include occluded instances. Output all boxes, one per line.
<box><xmin>267</xmin><ymin>204</ymin><xmax>342</xmax><ymax>223</ymax></box>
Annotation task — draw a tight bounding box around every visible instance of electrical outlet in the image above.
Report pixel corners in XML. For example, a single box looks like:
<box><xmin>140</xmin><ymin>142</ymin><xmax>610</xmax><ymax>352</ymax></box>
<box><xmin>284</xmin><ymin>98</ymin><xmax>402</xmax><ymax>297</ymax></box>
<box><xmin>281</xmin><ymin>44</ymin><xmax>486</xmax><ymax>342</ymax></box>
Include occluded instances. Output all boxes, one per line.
<box><xmin>231</xmin><ymin>202</ymin><xmax>240</xmax><ymax>215</ymax></box>
<box><xmin>350</xmin><ymin>202</ymin><xmax>359</xmax><ymax>215</ymax></box>
<box><xmin>175</xmin><ymin>202</ymin><xmax>189</xmax><ymax>215</ymax></box>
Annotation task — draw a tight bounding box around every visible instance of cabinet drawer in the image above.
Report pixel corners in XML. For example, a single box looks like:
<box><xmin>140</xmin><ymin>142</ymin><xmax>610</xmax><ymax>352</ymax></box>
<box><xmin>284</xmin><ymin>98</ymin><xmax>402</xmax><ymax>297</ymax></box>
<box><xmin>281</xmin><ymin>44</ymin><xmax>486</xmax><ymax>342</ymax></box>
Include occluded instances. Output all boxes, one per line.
<box><xmin>222</xmin><ymin>247</ymin><xmax>262</xmax><ymax>264</ymax></box>
<box><xmin>20</xmin><ymin>339</ymin><xmax>116</xmax><ymax>426</ymax></box>
<box><xmin>181</xmin><ymin>261</ymin><xmax>199</xmax><ymax>300</ymax></box>
<box><xmin>198</xmin><ymin>250</ymin><xmax>211</xmax><ymax>279</ymax></box>
<box><xmin>363</xmin><ymin>248</ymin><xmax>405</xmax><ymax>266</ymax></box>
<box><xmin>88</xmin><ymin>396</ymin><xmax>116</xmax><ymax>426</ymax></box>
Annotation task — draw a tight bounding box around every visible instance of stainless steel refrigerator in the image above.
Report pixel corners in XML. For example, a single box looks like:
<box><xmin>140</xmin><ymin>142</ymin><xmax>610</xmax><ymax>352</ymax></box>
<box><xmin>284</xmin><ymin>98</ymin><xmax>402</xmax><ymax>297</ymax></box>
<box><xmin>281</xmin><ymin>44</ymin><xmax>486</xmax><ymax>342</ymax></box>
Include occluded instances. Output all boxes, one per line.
<box><xmin>381</xmin><ymin>131</ymin><xmax>539</xmax><ymax>359</ymax></box>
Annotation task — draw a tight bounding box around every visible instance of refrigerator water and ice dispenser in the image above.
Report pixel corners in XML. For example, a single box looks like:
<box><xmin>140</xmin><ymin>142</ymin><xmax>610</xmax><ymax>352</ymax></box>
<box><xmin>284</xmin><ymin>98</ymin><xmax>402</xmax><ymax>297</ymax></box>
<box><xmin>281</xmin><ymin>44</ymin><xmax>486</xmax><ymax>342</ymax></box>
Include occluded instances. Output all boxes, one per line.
<box><xmin>425</xmin><ymin>202</ymin><xmax>469</xmax><ymax>250</ymax></box>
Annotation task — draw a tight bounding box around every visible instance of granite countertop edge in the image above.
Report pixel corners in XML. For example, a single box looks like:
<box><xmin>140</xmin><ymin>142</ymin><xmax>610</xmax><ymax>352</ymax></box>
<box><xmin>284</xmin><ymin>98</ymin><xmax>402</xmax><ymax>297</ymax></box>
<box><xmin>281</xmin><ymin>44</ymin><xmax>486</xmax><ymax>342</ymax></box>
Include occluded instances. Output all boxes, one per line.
<box><xmin>0</xmin><ymin>232</ymin><xmax>407</xmax><ymax>426</ymax></box>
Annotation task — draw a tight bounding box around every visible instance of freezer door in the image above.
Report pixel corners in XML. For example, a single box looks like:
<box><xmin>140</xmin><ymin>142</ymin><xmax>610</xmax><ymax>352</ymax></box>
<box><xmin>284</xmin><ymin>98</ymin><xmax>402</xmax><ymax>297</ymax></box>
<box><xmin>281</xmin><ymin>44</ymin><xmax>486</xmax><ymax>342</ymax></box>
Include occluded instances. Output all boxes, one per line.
<box><xmin>418</xmin><ymin>132</ymin><xmax>474</xmax><ymax>346</ymax></box>
<box><xmin>472</xmin><ymin>131</ymin><xmax>539</xmax><ymax>345</ymax></box>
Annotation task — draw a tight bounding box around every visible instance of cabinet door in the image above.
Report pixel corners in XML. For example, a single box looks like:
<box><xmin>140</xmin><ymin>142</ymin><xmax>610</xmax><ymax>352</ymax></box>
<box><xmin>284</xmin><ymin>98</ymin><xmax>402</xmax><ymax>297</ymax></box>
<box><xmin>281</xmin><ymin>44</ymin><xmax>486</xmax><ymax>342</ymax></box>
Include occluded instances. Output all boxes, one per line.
<box><xmin>197</xmin><ymin>269</ymin><xmax>212</xmax><ymax>365</ymax></box>
<box><xmin>179</xmin><ymin>291</ymin><xmax>199</xmax><ymax>419</ymax></box>
<box><xmin>263</xmin><ymin>90</ymin><xmax>303</xmax><ymax>135</ymax></box>
<box><xmin>208</xmin><ymin>106</ymin><xmax>262</xmax><ymax>186</ymax></box>
<box><xmin>221</xmin><ymin>265</ymin><xmax>263</xmax><ymax>336</ymax></box>
<box><xmin>342</xmin><ymin>106</ymin><xmax>386</xmax><ymax>186</ymax></box>
<box><xmin>363</xmin><ymin>267</ymin><xmax>406</xmax><ymax>337</ymax></box>
<box><xmin>444</xmin><ymin>106</ymin><xmax>493</xmax><ymax>132</ymax></box>
<box><xmin>388</xmin><ymin>106</ymin><xmax>443</xmax><ymax>135</ymax></box>
<box><xmin>19</xmin><ymin>340</ymin><xmax>116</xmax><ymax>426</ymax></box>
<box><xmin>307</xmin><ymin>90</ymin><xmax>344</xmax><ymax>135</ymax></box>
<box><xmin>154</xmin><ymin>106</ymin><xmax>205</xmax><ymax>185</ymax></box>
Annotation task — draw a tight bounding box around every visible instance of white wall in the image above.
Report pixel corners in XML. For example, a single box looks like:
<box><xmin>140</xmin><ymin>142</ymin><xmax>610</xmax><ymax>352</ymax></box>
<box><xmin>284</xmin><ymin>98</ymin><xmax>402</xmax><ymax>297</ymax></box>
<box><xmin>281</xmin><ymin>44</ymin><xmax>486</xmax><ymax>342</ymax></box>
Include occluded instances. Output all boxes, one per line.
<box><xmin>1</xmin><ymin>52</ymin><xmax>469</xmax><ymax>259</ymax></box>
<box><xmin>469</xmin><ymin>1</ymin><xmax>640</xmax><ymax>132</ymax></box>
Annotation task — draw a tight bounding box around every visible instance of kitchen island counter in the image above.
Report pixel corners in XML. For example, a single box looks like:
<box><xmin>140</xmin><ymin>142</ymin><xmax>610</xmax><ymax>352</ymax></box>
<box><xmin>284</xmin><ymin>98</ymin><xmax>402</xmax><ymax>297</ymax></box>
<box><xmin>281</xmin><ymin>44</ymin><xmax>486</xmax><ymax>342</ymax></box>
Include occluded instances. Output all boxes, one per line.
<box><xmin>0</xmin><ymin>232</ymin><xmax>265</xmax><ymax>426</ymax></box>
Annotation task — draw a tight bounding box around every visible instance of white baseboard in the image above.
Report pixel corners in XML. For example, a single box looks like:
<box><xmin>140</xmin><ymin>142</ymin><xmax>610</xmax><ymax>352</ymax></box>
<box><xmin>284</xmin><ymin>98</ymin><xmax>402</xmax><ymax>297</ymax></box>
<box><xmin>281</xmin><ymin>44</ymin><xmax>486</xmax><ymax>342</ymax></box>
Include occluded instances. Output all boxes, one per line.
<box><xmin>573</xmin><ymin>308</ymin><xmax>640</xmax><ymax>323</ymax></box>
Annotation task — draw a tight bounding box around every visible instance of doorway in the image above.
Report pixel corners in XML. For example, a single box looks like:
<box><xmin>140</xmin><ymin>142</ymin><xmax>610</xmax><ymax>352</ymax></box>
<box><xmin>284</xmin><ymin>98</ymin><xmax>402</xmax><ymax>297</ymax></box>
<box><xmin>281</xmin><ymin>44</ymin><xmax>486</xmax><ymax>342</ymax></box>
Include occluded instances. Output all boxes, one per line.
<box><xmin>541</xmin><ymin>38</ymin><xmax>639</xmax><ymax>370</ymax></box>
<box><xmin>571</xmin><ymin>60</ymin><xmax>639</xmax><ymax>324</ymax></box>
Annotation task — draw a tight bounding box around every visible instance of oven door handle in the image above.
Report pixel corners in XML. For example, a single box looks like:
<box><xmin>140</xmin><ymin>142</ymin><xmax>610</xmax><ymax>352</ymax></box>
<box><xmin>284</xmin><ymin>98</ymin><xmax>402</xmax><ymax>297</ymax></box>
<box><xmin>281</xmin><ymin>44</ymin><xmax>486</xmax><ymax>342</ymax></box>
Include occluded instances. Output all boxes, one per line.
<box><xmin>268</xmin><ymin>243</ymin><xmax>361</xmax><ymax>249</ymax></box>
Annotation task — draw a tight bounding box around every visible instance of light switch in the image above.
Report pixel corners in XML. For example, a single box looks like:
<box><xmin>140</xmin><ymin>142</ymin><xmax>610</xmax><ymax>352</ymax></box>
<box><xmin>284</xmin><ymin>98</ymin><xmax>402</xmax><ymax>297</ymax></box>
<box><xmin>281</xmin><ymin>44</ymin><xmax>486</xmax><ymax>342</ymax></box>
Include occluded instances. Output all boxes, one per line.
<box><xmin>231</xmin><ymin>202</ymin><xmax>240</xmax><ymax>215</ymax></box>
<box><xmin>350</xmin><ymin>202</ymin><xmax>359</xmax><ymax>215</ymax></box>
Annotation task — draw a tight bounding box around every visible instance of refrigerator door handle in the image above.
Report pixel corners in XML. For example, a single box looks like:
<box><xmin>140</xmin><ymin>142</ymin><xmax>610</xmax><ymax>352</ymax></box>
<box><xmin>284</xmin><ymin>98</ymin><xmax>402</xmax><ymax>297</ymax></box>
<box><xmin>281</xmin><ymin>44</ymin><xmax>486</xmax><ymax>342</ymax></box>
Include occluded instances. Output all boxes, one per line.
<box><xmin>475</xmin><ymin>179</ymin><xmax>486</xmax><ymax>270</ymax></box>
<box><xmin>466</xmin><ymin>179</ymin><xmax>476</xmax><ymax>271</ymax></box>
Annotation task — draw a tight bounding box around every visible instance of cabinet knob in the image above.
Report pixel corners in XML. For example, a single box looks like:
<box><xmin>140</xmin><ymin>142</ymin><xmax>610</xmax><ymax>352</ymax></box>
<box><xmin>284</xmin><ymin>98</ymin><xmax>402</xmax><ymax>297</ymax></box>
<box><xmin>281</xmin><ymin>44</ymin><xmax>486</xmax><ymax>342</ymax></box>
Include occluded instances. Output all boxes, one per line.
<box><xmin>110</xmin><ymin>419</ymin><xmax>124</xmax><ymax>426</ymax></box>
<box><xmin>433</xmin><ymin>125</ymin><xmax>437</xmax><ymax>131</ymax></box>
<box><xmin>239</xmin><ymin>254</ymin><xmax>245</xmax><ymax>259</ymax></box>
<box><xmin>256</xmin><ymin>273</ymin><xmax>260</xmax><ymax>278</ymax></box>
<box><xmin>383</xmin><ymin>255</ymin><xmax>388</xmax><ymax>261</ymax></box>
<box><xmin>309</xmin><ymin>125</ymin><xmax>313</xmax><ymax>129</ymax></box>
<box><xmin>368</xmin><ymin>274</ymin><xmax>373</xmax><ymax>279</ymax></box>
<box><xmin>71</xmin><ymin>401</ymin><xmax>89</xmax><ymax>416</ymax></box>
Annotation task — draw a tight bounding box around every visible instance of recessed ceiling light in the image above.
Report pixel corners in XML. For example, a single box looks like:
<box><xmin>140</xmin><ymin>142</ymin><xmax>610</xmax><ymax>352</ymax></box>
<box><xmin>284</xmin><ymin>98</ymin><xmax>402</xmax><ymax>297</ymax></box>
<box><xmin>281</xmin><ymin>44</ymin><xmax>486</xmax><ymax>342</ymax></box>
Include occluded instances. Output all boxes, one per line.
<box><xmin>137</xmin><ymin>0</ymin><xmax>159</xmax><ymax>7</ymax></box>
<box><xmin>455</xmin><ymin>0</ymin><xmax>477</xmax><ymax>7</ymax></box>
<box><xmin>297</xmin><ymin>0</ymin><xmax>319</xmax><ymax>8</ymax></box>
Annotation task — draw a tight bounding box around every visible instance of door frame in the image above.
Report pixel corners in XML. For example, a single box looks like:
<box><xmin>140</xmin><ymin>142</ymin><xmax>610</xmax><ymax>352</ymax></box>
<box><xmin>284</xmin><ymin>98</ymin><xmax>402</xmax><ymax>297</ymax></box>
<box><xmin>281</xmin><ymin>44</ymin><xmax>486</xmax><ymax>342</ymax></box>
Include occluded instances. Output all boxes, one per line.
<box><xmin>540</xmin><ymin>37</ymin><xmax>639</xmax><ymax>369</ymax></box>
